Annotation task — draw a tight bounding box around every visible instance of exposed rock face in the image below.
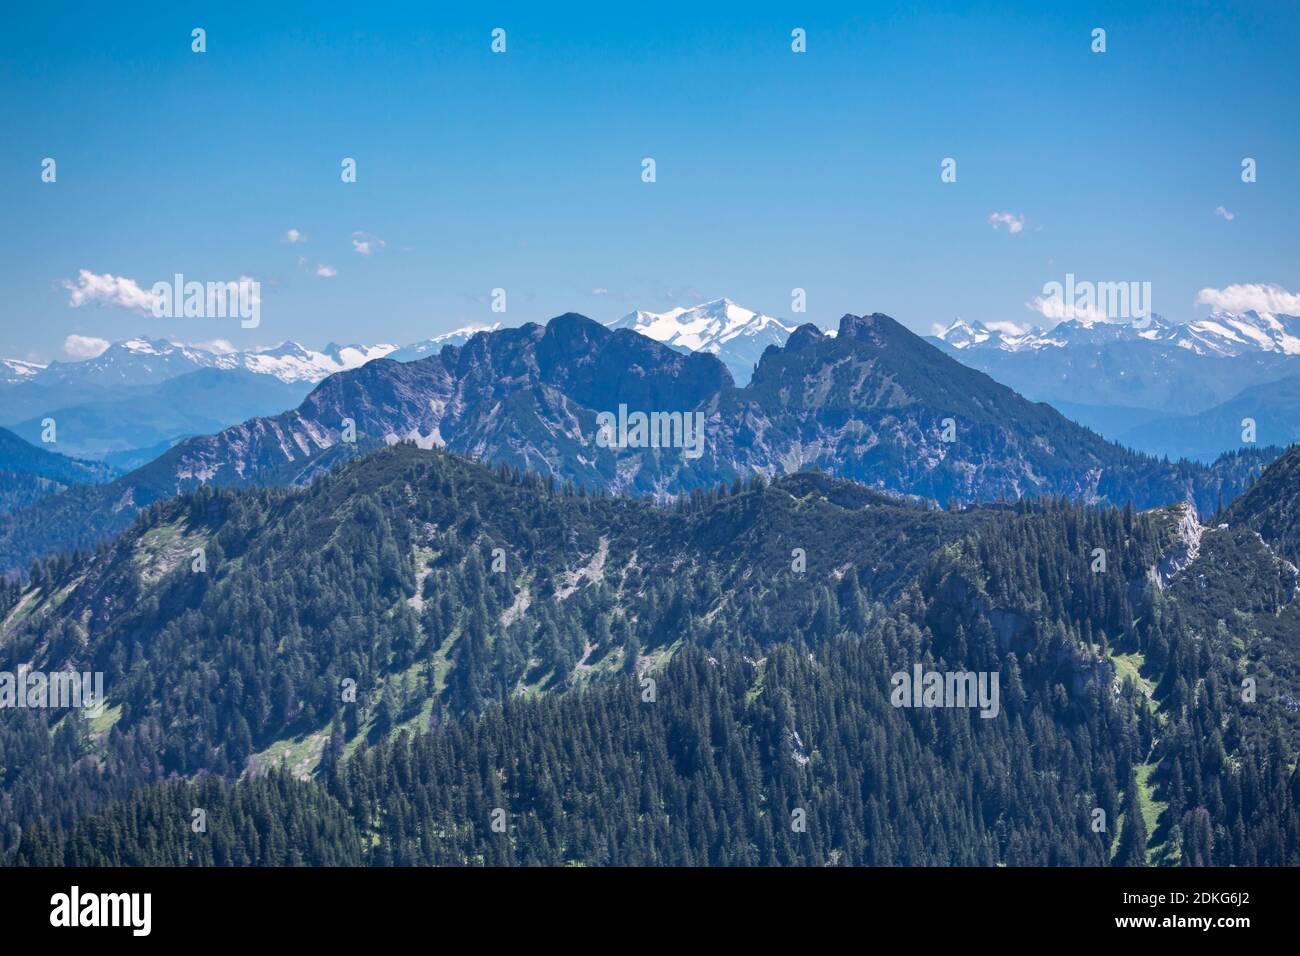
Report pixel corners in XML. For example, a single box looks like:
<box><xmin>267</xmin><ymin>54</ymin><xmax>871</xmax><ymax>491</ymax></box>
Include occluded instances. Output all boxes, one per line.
<box><xmin>1152</xmin><ymin>504</ymin><xmax>1204</xmax><ymax>589</ymax></box>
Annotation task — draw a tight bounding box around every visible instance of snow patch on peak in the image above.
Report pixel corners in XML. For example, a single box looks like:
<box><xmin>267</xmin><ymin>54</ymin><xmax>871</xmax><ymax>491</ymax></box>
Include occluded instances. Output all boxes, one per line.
<box><xmin>612</xmin><ymin>298</ymin><xmax>797</xmax><ymax>351</ymax></box>
<box><xmin>2</xmin><ymin>358</ymin><xmax>44</xmax><ymax>376</ymax></box>
<box><xmin>607</xmin><ymin>298</ymin><xmax>818</xmax><ymax>383</ymax></box>
<box><xmin>432</xmin><ymin>323</ymin><xmax>500</xmax><ymax>344</ymax></box>
<box><xmin>120</xmin><ymin>338</ymin><xmax>170</xmax><ymax>355</ymax></box>
<box><xmin>385</xmin><ymin>323</ymin><xmax>502</xmax><ymax>363</ymax></box>
<box><xmin>935</xmin><ymin>319</ymin><xmax>992</xmax><ymax>349</ymax></box>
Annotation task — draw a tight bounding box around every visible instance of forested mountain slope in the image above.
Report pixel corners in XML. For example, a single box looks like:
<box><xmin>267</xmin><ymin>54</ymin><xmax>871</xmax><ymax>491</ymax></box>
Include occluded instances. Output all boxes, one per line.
<box><xmin>0</xmin><ymin>427</ymin><xmax>115</xmax><ymax>486</ymax></box>
<box><xmin>4</xmin><ymin>443</ymin><xmax>1299</xmax><ymax>866</ymax></box>
<box><xmin>1225</xmin><ymin>443</ymin><xmax>1300</xmax><ymax>563</ymax></box>
<box><xmin>0</xmin><ymin>426</ymin><xmax>117</xmax><ymax>519</ymax></box>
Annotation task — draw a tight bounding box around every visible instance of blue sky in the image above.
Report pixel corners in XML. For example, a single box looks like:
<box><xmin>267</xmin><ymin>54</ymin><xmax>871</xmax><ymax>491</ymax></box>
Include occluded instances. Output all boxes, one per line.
<box><xmin>2</xmin><ymin>0</ymin><xmax>1298</xmax><ymax>361</ymax></box>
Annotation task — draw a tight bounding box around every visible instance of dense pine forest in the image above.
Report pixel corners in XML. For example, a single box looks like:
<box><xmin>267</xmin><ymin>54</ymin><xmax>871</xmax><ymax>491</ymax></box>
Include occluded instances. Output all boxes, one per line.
<box><xmin>3</xmin><ymin>443</ymin><xmax>1300</xmax><ymax>866</ymax></box>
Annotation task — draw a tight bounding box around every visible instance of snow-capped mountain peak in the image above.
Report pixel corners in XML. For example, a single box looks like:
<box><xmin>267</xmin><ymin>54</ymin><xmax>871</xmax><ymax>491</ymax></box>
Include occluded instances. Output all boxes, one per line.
<box><xmin>932</xmin><ymin>318</ymin><xmax>1050</xmax><ymax>352</ymax></box>
<box><xmin>232</xmin><ymin>341</ymin><xmax>397</xmax><ymax>383</ymax></box>
<box><xmin>1178</xmin><ymin>310</ymin><xmax>1300</xmax><ymax>356</ymax></box>
<box><xmin>0</xmin><ymin>358</ymin><xmax>46</xmax><ymax>385</ymax></box>
<box><xmin>430</xmin><ymin>323</ymin><xmax>502</xmax><ymax>345</ymax></box>
<box><xmin>606</xmin><ymin>298</ymin><xmax>805</xmax><ymax>383</ymax></box>
<box><xmin>384</xmin><ymin>323</ymin><xmax>502</xmax><ymax>363</ymax></box>
<box><xmin>933</xmin><ymin>319</ymin><xmax>995</xmax><ymax>349</ymax></box>
<box><xmin>613</xmin><ymin>298</ymin><xmax>792</xmax><ymax>349</ymax></box>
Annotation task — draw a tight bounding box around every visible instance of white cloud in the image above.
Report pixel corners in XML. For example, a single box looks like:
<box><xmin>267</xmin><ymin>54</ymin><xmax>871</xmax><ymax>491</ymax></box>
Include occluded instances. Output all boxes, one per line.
<box><xmin>62</xmin><ymin>269</ymin><xmax>157</xmax><ymax>313</ymax></box>
<box><xmin>194</xmin><ymin>338</ymin><xmax>237</xmax><ymax>354</ymax></box>
<box><xmin>988</xmin><ymin>211</ymin><xmax>1026</xmax><ymax>235</ymax></box>
<box><xmin>284</xmin><ymin>228</ymin><xmax>306</xmax><ymax>243</ymax></box>
<box><xmin>351</xmin><ymin>231</ymin><xmax>387</xmax><ymax>256</ymax></box>
<box><xmin>316</xmin><ymin>264</ymin><xmax>338</xmax><ymax>278</ymax></box>
<box><xmin>1196</xmin><ymin>283</ymin><xmax>1300</xmax><ymax>316</ymax></box>
<box><xmin>1026</xmin><ymin>294</ymin><xmax>1110</xmax><ymax>324</ymax></box>
<box><xmin>238</xmin><ymin>275</ymin><xmax>263</xmax><ymax>312</ymax></box>
<box><xmin>63</xmin><ymin>334</ymin><xmax>111</xmax><ymax>359</ymax></box>
<box><xmin>591</xmin><ymin>287</ymin><xmax>609</xmax><ymax>295</ymax></box>
<box><xmin>985</xmin><ymin>319</ymin><xmax>1033</xmax><ymax>335</ymax></box>
<box><xmin>1213</xmin><ymin>206</ymin><xmax>1235</xmax><ymax>221</ymax></box>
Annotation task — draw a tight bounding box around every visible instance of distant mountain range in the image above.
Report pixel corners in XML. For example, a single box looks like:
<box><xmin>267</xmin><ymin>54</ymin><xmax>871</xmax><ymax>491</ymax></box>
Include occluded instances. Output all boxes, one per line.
<box><xmin>9</xmin><ymin>299</ymin><xmax>1299</xmax><ymax>433</ymax></box>
<box><xmin>137</xmin><ymin>310</ymin><xmax>1253</xmax><ymax>509</ymax></box>
<box><xmin>929</xmin><ymin>312</ymin><xmax>1300</xmax><ymax>417</ymax></box>
<box><xmin>935</xmin><ymin>310</ymin><xmax>1300</xmax><ymax>358</ymax></box>
<box><xmin>0</xmin><ymin>308</ymin><xmax>1278</xmax><ymax>574</ymax></box>
<box><xmin>930</xmin><ymin>311</ymin><xmax>1300</xmax><ymax>460</ymax></box>
<box><xmin>2</xmin><ymin>327</ymin><xmax>503</xmax><ymax>392</ymax></box>
<box><xmin>28</xmin><ymin>337</ymin><xmax>400</xmax><ymax>387</ymax></box>
<box><xmin>3</xmin><ymin>298</ymin><xmax>805</xmax><ymax>399</ymax></box>
<box><xmin>5</xmin><ymin>299</ymin><xmax>1294</xmax><ymax>567</ymax></box>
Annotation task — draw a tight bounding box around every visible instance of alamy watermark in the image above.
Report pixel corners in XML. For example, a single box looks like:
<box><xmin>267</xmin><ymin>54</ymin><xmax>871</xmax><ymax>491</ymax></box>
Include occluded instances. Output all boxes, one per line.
<box><xmin>50</xmin><ymin>886</ymin><xmax>150</xmax><ymax>936</ymax></box>
<box><xmin>0</xmin><ymin>669</ymin><xmax>105</xmax><ymax>717</ymax></box>
<box><xmin>595</xmin><ymin>404</ymin><xmax>706</xmax><ymax>459</ymax></box>
<box><xmin>890</xmin><ymin>663</ymin><xmax>1000</xmax><ymax>719</ymax></box>
<box><xmin>150</xmin><ymin>273</ymin><xmax>260</xmax><ymax>328</ymax></box>
<box><xmin>1034</xmin><ymin>272</ymin><xmax>1152</xmax><ymax>325</ymax></box>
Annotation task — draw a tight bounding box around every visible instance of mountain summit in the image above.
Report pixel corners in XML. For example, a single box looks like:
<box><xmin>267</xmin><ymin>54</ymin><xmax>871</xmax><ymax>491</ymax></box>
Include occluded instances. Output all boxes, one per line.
<box><xmin>606</xmin><ymin>298</ymin><xmax>811</xmax><ymax>384</ymax></box>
